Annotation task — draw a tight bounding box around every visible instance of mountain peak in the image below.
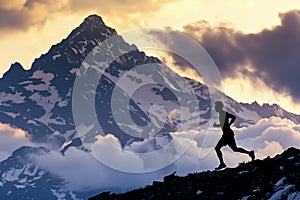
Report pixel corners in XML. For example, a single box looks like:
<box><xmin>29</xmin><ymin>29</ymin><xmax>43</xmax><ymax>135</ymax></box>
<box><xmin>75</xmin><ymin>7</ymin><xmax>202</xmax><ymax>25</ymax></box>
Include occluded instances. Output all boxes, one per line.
<box><xmin>1</xmin><ymin>62</ymin><xmax>26</xmax><ymax>82</ymax></box>
<box><xmin>65</xmin><ymin>14</ymin><xmax>117</xmax><ymax>48</ymax></box>
<box><xmin>30</xmin><ymin>14</ymin><xmax>118</xmax><ymax>71</ymax></box>
<box><xmin>6</xmin><ymin>62</ymin><xmax>25</xmax><ymax>74</ymax></box>
<box><xmin>76</xmin><ymin>14</ymin><xmax>115</xmax><ymax>35</ymax></box>
<box><xmin>84</xmin><ymin>14</ymin><xmax>105</xmax><ymax>24</ymax></box>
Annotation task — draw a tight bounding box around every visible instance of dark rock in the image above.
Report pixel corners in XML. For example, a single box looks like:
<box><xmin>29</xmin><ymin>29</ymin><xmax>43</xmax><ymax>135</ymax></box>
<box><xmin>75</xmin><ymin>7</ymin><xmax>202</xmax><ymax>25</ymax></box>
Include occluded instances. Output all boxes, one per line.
<box><xmin>89</xmin><ymin>148</ymin><xmax>300</xmax><ymax>200</ymax></box>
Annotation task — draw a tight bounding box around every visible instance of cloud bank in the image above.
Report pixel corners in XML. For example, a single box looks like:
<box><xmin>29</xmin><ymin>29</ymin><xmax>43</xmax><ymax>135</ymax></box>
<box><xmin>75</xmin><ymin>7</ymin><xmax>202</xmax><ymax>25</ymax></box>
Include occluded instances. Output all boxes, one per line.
<box><xmin>0</xmin><ymin>117</ymin><xmax>298</xmax><ymax>193</ymax></box>
<box><xmin>0</xmin><ymin>103</ymin><xmax>298</xmax><ymax>194</ymax></box>
<box><xmin>31</xmin><ymin>117</ymin><xmax>300</xmax><ymax>193</ymax></box>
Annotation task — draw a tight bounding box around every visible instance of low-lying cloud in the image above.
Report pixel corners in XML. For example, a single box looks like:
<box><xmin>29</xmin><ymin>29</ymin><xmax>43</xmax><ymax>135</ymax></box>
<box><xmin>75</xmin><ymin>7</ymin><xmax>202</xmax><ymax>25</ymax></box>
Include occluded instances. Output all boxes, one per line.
<box><xmin>30</xmin><ymin>117</ymin><xmax>300</xmax><ymax>193</ymax></box>
<box><xmin>0</xmin><ymin>118</ymin><xmax>297</xmax><ymax>192</ymax></box>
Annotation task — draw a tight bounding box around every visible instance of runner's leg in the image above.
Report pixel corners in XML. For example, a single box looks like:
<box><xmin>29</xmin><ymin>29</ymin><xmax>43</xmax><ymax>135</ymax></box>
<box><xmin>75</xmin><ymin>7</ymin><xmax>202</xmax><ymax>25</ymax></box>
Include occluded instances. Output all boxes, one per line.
<box><xmin>215</xmin><ymin>137</ymin><xmax>226</xmax><ymax>164</ymax></box>
<box><xmin>228</xmin><ymin>136</ymin><xmax>250</xmax><ymax>154</ymax></box>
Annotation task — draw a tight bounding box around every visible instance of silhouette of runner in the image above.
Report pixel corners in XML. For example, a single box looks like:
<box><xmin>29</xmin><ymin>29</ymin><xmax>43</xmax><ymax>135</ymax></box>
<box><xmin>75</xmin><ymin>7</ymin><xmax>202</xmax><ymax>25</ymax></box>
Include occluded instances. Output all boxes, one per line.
<box><xmin>213</xmin><ymin>101</ymin><xmax>255</xmax><ymax>170</ymax></box>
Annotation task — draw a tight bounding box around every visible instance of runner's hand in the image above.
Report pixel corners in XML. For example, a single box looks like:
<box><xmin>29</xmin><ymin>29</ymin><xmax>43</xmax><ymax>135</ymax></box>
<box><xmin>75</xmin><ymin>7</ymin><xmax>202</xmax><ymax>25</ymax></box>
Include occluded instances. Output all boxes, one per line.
<box><xmin>213</xmin><ymin>122</ymin><xmax>218</xmax><ymax>127</ymax></box>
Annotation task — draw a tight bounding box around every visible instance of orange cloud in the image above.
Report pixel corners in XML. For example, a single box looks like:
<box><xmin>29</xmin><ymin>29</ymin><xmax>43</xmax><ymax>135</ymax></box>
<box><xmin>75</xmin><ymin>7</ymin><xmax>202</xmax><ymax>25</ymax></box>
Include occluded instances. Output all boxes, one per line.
<box><xmin>0</xmin><ymin>123</ymin><xmax>28</xmax><ymax>138</ymax></box>
<box><xmin>0</xmin><ymin>0</ymin><xmax>176</xmax><ymax>33</ymax></box>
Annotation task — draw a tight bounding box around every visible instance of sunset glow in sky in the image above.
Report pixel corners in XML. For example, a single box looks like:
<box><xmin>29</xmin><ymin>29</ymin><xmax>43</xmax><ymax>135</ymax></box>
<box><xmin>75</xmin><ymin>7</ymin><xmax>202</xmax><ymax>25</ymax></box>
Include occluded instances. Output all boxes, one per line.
<box><xmin>1</xmin><ymin>0</ymin><xmax>300</xmax><ymax>113</ymax></box>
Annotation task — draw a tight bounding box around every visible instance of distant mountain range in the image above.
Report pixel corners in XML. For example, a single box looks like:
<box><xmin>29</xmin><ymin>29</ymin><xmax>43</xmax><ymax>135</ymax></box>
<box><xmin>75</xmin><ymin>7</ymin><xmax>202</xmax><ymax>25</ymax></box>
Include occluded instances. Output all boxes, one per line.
<box><xmin>0</xmin><ymin>14</ymin><xmax>299</xmax><ymax>199</ymax></box>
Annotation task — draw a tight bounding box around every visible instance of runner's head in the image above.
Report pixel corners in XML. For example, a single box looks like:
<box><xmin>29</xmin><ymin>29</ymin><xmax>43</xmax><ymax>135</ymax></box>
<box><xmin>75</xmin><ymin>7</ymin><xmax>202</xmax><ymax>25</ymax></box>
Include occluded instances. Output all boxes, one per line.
<box><xmin>215</xmin><ymin>101</ymin><xmax>224</xmax><ymax>112</ymax></box>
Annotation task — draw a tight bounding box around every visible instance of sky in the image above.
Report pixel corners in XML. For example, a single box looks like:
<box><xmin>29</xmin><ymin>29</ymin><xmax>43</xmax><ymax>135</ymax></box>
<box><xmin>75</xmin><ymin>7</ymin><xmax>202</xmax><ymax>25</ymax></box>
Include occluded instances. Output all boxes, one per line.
<box><xmin>0</xmin><ymin>0</ymin><xmax>300</xmax><ymax>114</ymax></box>
<box><xmin>1</xmin><ymin>0</ymin><xmax>300</xmax><ymax>193</ymax></box>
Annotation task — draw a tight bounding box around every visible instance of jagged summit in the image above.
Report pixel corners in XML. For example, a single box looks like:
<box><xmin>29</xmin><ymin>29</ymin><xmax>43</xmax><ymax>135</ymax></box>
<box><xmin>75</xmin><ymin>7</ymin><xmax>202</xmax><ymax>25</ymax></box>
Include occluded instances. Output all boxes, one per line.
<box><xmin>31</xmin><ymin>14</ymin><xmax>118</xmax><ymax>73</ymax></box>
<box><xmin>3</xmin><ymin>62</ymin><xmax>25</xmax><ymax>76</ymax></box>
<box><xmin>1</xmin><ymin>62</ymin><xmax>27</xmax><ymax>86</ymax></box>
<box><xmin>31</xmin><ymin>14</ymin><xmax>117</xmax><ymax>71</ymax></box>
<box><xmin>83</xmin><ymin>14</ymin><xmax>105</xmax><ymax>25</ymax></box>
<box><xmin>240</xmin><ymin>101</ymin><xmax>300</xmax><ymax>124</ymax></box>
<box><xmin>78</xmin><ymin>14</ymin><xmax>115</xmax><ymax>34</ymax></box>
<box><xmin>90</xmin><ymin>147</ymin><xmax>300</xmax><ymax>200</ymax></box>
<box><xmin>66</xmin><ymin>14</ymin><xmax>117</xmax><ymax>44</ymax></box>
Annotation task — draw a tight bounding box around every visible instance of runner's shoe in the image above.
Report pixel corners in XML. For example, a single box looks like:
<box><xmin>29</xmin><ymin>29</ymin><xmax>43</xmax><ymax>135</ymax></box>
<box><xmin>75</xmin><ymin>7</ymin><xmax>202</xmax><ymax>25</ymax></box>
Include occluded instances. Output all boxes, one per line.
<box><xmin>250</xmin><ymin>151</ymin><xmax>255</xmax><ymax>161</ymax></box>
<box><xmin>215</xmin><ymin>163</ymin><xmax>226</xmax><ymax>170</ymax></box>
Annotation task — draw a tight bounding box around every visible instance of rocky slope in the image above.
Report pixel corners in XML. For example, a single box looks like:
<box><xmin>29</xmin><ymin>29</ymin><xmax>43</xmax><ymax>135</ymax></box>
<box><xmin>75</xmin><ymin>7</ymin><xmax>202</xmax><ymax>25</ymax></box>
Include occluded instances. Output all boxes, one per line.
<box><xmin>90</xmin><ymin>147</ymin><xmax>300</xmax><ymax>200</ymax></box>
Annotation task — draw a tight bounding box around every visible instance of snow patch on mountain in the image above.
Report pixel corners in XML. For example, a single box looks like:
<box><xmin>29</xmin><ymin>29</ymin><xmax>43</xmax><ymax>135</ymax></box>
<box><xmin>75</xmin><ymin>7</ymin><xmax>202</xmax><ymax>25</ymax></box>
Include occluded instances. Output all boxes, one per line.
<box><xmin>0</xmin><ymin>92</ymin><xmax>25</xmax><ymax>105</ymax></box>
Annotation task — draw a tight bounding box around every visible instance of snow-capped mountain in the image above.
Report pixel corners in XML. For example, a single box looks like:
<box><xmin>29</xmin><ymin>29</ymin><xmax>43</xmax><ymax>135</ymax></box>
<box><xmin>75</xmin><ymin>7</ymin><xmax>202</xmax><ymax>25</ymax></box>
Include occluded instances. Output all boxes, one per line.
<box><xmin>220</xmin><ymin>96</ymin><xmax>300</xmax><ymax>128</ymax></box>
<box><xmin>0</xmin><ymin>15</ymin><xmax>155</xmax><ymax>147</ymax></box>
<box><xmin>0</xmin><ymin>14</ymin><xmax>299</xmax><ymax>149</ymax></box>
<box><xmin>0</xmin><ymin>14</ymin><xmax>209</xmax><ymax>149</ymax></box>
<box><xmin>242</xmin><ymin>101</ymin><xmax>300</xmax><ymax>124</ymax></box>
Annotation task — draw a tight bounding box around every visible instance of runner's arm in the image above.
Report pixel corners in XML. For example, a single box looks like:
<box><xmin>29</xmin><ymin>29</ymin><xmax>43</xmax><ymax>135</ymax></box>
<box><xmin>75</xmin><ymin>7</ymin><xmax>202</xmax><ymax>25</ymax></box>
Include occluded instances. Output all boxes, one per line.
<box><xmin>227</xmin><ymin>113</ymin><xmax>236</xmax><ymax>126</ymax></box>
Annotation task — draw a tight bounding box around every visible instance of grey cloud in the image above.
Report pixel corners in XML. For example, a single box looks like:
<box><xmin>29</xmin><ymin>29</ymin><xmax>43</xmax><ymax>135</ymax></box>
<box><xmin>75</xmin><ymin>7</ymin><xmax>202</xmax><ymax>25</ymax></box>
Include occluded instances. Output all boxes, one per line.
<box><xmin>0</xmin><ymin>0</ymin><xmax>61</xmax><ymax>31</ymax></box>
<box><xmin>31</xmin><ymin>117</ymin><xmax>300</xmax><ymax>192</ymax></box>
<box><xmin>186</xmin><ymin>10</ymin><xmax>300</xmax><ymax>102</ymax></box>
<box><xmin>153</xmin><ymin>10</ymin><xmax>300</xmax><ymax>103</ymax></box>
